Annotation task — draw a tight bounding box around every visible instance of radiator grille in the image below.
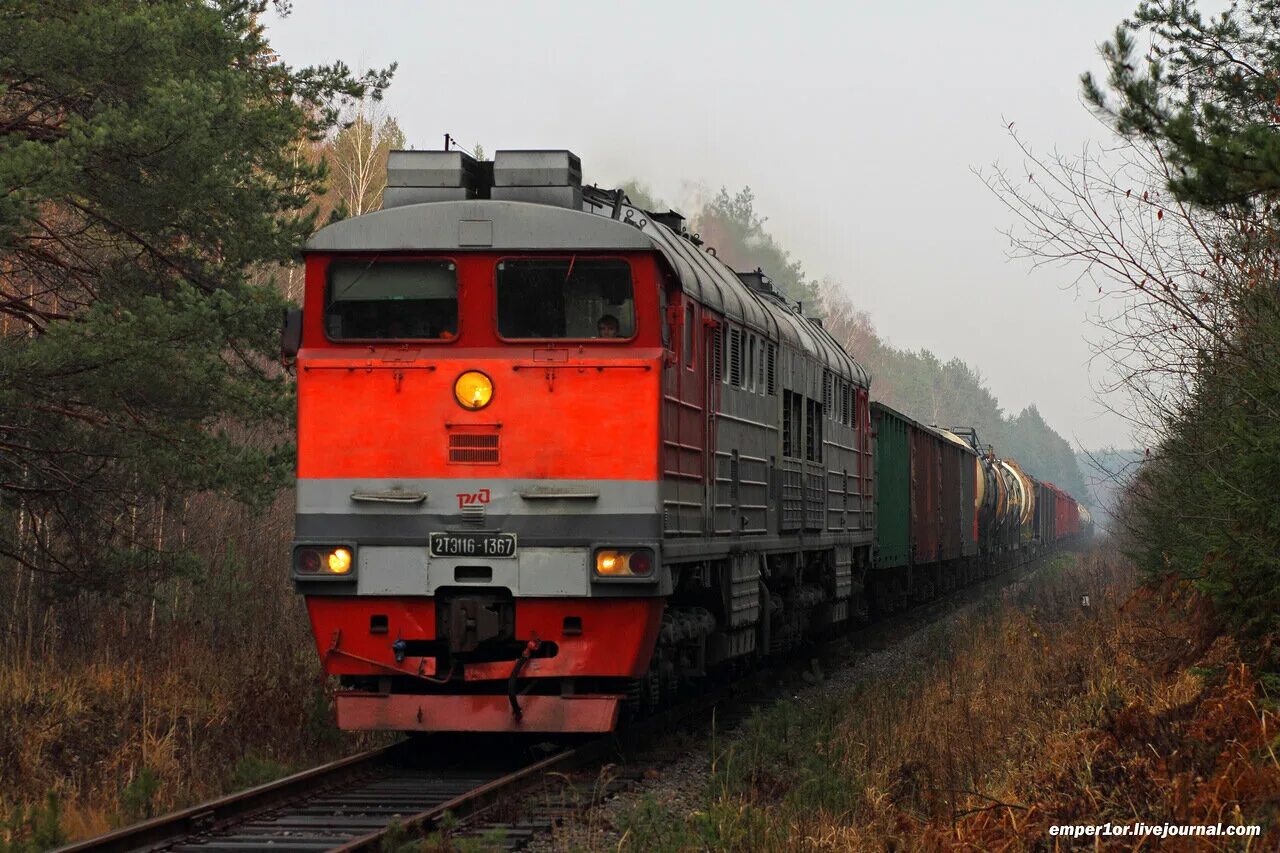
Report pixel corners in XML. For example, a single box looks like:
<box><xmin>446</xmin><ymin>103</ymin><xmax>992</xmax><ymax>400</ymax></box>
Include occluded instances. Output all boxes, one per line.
<box><xmin>712</xmin><ymin>326</ymin><xmax>723</xmax><ymax>382</ymax></box>
<box><xmin>729</xmin><ymin>328</ymin><xmax>742</xmax><ymax>386</ymax></box>
<box><xmin>448</xmin><ymin>433</ymin><xmax>499</xmax><ymax>464</ymax></box>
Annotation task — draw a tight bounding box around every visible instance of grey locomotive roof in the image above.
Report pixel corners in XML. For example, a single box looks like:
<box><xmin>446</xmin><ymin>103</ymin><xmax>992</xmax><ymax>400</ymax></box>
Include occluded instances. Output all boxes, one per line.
<box><xmin>608</xmin><ymin>203</ymin><xmax>867</xmax><ymax>387</ymax></box>
<box><xmin>306</xmin><ymin>199</ymin><xmax>654</xmax><ymax>253</ymax></box>
<box><xmin>306</xmin><ymin>197</ymin><xmax>869</xmax><ymax>387</ymax></box>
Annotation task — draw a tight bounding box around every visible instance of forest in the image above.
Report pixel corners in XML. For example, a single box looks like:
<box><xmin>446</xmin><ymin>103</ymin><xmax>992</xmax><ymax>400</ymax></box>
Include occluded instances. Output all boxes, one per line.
<box><xmin>987</xmin><ymin>0</ymin><xmax>1280</xmax><ymax>644</ymax></box>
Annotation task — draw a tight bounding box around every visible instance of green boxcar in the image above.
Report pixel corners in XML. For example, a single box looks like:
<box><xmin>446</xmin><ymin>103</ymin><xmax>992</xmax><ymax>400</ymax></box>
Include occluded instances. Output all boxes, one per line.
<box><xmin>872</xmin><ymin>402</ymin><xmax>911</xmax><ymax>569</ymax></box>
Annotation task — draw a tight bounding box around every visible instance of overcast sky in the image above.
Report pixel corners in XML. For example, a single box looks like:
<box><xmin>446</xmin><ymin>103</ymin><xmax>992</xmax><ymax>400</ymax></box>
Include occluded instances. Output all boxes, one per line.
<box><xmin>265</xmin><ymin>0</ymin><xmax>1143</xmax><ymax>449</ymax></box>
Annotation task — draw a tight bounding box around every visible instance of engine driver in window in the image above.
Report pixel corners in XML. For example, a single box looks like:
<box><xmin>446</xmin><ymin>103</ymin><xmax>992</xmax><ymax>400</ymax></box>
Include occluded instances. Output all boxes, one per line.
<box><xmin>597</xmin><ymin>314</ymin><xmax>620</xmax><ymax>338</ymax></box>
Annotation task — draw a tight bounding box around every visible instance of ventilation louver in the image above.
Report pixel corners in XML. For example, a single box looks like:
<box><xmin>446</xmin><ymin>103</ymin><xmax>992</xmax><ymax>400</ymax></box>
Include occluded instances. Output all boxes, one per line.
<box><xmin>449</xmin><ymin>433</ymin><xmax>499</xmax><ymax>464</ymax></box>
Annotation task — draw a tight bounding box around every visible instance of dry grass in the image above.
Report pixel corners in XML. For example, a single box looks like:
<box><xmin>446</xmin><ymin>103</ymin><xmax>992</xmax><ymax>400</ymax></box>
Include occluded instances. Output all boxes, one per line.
<box><xmin>0</xmin><ymin>641</ymin><xmax>339</xmax><ymax>839</ymax></box>
<box><xmin>604</xmin><ymin>549</ymin><xmax>1280</xmax><ymax>851</ymax></box>
<box><xmin>0</xmin><ymin>492</ymin><xmax>385</xmax><ymax>849</ymax></box>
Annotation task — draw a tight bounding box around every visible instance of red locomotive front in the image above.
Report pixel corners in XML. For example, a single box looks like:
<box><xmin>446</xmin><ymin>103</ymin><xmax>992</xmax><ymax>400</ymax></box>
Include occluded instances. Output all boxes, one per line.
<box><xmin>291</xmin><ymin>152</ymin><xmax>673</xmax><ymax>732</ymax></box>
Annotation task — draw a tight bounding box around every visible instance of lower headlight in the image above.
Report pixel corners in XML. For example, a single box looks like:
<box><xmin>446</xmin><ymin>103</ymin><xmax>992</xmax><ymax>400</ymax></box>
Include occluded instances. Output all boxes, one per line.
<box><xmin>327</xmin><ymin>547</ymin><xmax>353</xmax><ymax>574</ymax></box>
<box><xmin>294</xmin><ymin>544</ymin><xmax>356</xmax><ymax>579</ymax></box>
<box><xmin>594</xmin><ymin>548</ymin><xmax>655</xmax><ymax>578</ymax></box>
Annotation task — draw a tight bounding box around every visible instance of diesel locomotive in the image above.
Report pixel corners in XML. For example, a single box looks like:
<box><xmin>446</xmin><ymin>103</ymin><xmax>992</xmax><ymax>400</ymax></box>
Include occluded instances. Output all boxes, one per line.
<box><xmin>283</xmin><ymin>149</ymin><xmax>1090</xmax><ymax>734</ymax></box>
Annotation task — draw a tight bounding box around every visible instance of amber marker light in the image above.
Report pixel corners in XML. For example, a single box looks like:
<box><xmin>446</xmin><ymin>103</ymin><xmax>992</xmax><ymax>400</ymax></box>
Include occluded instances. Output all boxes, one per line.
<box><xmin>327</xmin><ymin>547</ymin><xmax>353</xmax><ymax>574</ymax></box>
<box><xmin>595</xmin><ymin>550</ymin><xmax>626</xmax><ymax>576</ymax></box>
<box><xmin>293</xmin><ymin>544</ymin><xmax>355</xmax><ymax>580</ymax></box>
<box><xmin>454</xmin><ymin>370</ymin><xmax>494</xmax><ymax>410</ymax></box>
<box><xmin>594</xmin><ymin>549</ymin><xmax>656</xmax><ymax>579</ymax></box>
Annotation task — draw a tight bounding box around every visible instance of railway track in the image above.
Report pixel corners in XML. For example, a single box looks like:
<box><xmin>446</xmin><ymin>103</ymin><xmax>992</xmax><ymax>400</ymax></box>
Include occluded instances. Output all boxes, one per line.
<box><xmin>52</xmin><ymin>675</ymin><xmax>760</xmax><ymax>853</ymax></box>
<box><xmin>59</xmin><ymin>554</ymin><xmax>1058</xmax><ymax>853</ymax></box>
<box><xmin>53</xmin><ymin>738</ymin><xmax>580</xmax><ymax>853</ymax></box>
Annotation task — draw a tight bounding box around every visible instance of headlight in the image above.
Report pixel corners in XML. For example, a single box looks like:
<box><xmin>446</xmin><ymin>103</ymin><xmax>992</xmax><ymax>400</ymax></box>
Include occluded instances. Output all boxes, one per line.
<box><xmin>594</xmin><ymin>548</ymin><xmax>655</xmax><ymax>578</ymax></box>
<box><xmin>327</xmin><ymin>547</ymin><xmax>353</xmax><ymax>574</ymax></box>
<box><xmin>453</xmin><ymin>370</ymin><xmax>494</xmax><ymax>410</ymax></box>
<box><xmin>294</xmin><ymin>544</ymin><xmax>356</xmax><ymax>579</ymax></box>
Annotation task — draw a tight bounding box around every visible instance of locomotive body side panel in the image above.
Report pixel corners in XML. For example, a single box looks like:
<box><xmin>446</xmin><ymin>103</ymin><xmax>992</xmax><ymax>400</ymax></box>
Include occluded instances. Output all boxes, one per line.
<box><xmin>660</xmin><ymin>293</ymin><xmax>708</xmax><ymax>537</ymax></box>
<box><xmin>714</xmin><ymin>318</ymin><xmax>781</xmax><ymax>538</ymax></box>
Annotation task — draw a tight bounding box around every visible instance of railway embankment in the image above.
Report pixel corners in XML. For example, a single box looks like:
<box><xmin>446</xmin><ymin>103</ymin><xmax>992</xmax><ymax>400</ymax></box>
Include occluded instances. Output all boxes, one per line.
<box><xmin>536</xmin><ymin>547</ymin><xmax>1279</xmax><ymax>850</ymax></box>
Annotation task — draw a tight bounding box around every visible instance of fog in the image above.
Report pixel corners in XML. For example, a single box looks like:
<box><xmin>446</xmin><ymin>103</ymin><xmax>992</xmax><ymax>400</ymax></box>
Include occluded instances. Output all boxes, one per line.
<box><xmin>265</xmin><ymin>0</ymin><xmax>1141</xmax><ymax>449</ymax></box>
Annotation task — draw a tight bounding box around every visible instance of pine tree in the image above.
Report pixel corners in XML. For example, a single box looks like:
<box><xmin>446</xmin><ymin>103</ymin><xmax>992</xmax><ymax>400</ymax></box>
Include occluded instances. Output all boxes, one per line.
<box><xmin>0</xmin><ymin>0</ymin><xmax>392</xmax><ymax>589</ymax></box>
<box><xmin>1083</xmin><ymin>0</ymin><xmax>1280</xmax><ymax>215</ymax></box>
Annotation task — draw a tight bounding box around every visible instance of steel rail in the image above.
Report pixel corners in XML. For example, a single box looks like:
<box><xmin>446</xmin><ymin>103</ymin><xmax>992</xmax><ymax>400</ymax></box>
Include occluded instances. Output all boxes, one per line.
<box><xmin>54</xmin><ymin>743</ymin><xmax>404</xmax><ymax>853</ymax></box>
<box><xmin>333</xmin><ymin>674</ymin><xmax>768</xmax><ymax>851</ymax></box>
<box><xmin>330</xmin><ymin>747</ymin><xmax>579</xmax><ymax>852</ymax></box>
<box><xmin>55</xmin><ymin>680</ymin><xmax>759</xmax><ymax>853</ymax></box>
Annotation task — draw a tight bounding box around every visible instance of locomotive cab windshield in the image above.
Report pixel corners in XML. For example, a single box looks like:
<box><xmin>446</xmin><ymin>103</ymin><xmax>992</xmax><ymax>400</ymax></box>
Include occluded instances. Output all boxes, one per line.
<box><xmin>496</xmin><ymin>256</ymin><xmax>635</xmax><ymax>339</ymax></box>
<box><xmin>325</xmin><ymin>259</ymin><xmax>459</xmax><ymax>340</ymax></box>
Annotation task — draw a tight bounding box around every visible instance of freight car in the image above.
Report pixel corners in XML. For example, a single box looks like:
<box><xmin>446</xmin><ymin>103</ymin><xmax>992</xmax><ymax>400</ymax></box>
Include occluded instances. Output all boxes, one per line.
<box><xmin>282</xmin><ymin>148</ymin><xmax>1088</xmax><ymax>735</ymax></box>
<box><xmin>869</xmin><ymin>403</ymin><xmax>984</xmax><ymax>611</ymax></box>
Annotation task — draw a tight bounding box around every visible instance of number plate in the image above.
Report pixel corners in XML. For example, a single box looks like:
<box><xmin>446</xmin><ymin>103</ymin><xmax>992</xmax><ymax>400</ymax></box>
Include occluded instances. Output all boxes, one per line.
<box><xmin>429</xmin><ymin>532</ymin><xmax>517</xmax><ymax>558</ymax></box>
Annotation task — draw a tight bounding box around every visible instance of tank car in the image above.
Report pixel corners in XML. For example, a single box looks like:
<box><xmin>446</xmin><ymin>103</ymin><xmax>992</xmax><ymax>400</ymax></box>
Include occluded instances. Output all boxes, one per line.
<box><xmin>1078</xmin><ymin>504</ymin><xmax>1095</xmax><ymax>538</ymax></box>
<box><xmin>285</xmin><ymin>149</ymin><xmax>875</xmax><ymax>733</ymax></box>
<box><xmin>942</xmin><ymin>427</ymin><xmax>1006</xmax><ymax>563</ymax></box>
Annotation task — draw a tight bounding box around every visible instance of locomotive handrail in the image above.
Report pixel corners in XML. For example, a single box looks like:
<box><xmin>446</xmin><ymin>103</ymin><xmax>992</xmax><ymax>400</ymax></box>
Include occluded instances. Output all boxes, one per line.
<box><xmin>350</xmin><ymin>490</ymin><xmax>428</xmax><ymax>504</ymax></box>
<box><xmin>510</xmin><ymin>362</ymin><xmax>652</xmax><ymax>371</ymax></box>
<box><xmin>517</xmin><ymin>488</ymin><xmax>600</xmax><ymax>500</ymax></box>
<box><xmin>302</xmin><ymin>363</ymin><xmax>437</xmax><ymax>372</ymax></box>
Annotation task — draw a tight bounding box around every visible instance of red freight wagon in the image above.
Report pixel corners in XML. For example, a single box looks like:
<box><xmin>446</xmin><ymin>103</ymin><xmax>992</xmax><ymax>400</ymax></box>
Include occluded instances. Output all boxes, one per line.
<box><xmin>938</xmin><ymin>435</ymin><xmax>964</xmax><ymax>563</ymax></box>
<box><xmin>1052</xmin><ymin>485</ymin><xmax>1080</xmax><ymax>540</ymax></box>
<box><xmin>909</xmin><ymin>424</ymin><xmax>942</xmax><ymax>565</ymax></box>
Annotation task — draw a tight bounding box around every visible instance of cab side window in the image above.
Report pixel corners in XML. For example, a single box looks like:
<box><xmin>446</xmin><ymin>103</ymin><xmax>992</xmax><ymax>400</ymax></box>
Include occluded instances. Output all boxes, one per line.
<box><xmin>497</xmin><ymin>258</ymin><xmax>634</xmax><ymax>339</ymax></box>
<box><xmin>326</xmin><ymin>260</ymin><xmax>458</xmax><ymax>340</ymax></box>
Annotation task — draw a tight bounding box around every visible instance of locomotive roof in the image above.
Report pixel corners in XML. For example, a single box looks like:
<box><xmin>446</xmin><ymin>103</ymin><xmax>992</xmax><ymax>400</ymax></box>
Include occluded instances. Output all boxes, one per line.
<box><xmin>306</xmin><ymin>198</ymin><xmax>868</xmax><ymax>387</ymax></box>
<box><xmin>306</xmin><ymin>199</ymin><xmax>655</xmax><ymax>254</ymax></box>
<box><xmin>620</xmin><ymin>203</ymin><xmax>868</xmax><ymax>387</ymax></box>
